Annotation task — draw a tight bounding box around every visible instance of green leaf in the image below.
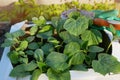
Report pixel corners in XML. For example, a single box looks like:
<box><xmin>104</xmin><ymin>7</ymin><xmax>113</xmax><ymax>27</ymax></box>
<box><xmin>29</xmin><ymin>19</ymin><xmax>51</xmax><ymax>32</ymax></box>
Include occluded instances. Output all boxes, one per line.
<box><xmin>92</xmin><ymin>60</ymin><xmax>107</xmax><ymax>75</ymax></box>
<box><xmin>51</xmin><ymin>17</ymin><xmax>59</xmax><ymax>28</ymax></box>
<box><xmin>18</xmin><ymin>51</ymin><xmax>25</xmax><ymax>55</ymax></box>
<box><xmin>34</xmin><ymin>49</ymin><xmax>44</xmax><ymax>62</ymax></box>
<box><xmin>88</xmin><ymin>52</ymin><xmax>97</xmax><ymax>60</ymax></box>
<box><xmin>4</xmin><ymin>29</ymin><xmax>25</xmax><ymax>39</ymax></box>
<box><xmin>19</xmin><ymin>57</ymin><xmax>28</xmax><ymax>64</ymax></box>
<box><xmin>28</xmin><ymin>42</ymin><xmax>39</xmax><ymax>50</ymax></box>
<box><xmin>92</xmin><ymin>53</ymin><xmax>120</xmax><ymax>75</ymax></box>
<box><xmin>63</xmin><ymin>16</ymin><xmax>88</xmax><ymax>36</ymax></box>
<box><xmin>71</xmin><ymin>64</ymin><xmax>88</xmax><ymax>71</ymax></box>
<box><xmin>41</xmin><ymin>43</ymin><xmax>54</xmax><ymax>55</ymax></box>
<box><xmin>25</xmin><ymin>50</ymin><xmax>34</xmax><ymax>55</ymax></box>
<box><xmin>68</xmin><ymin>11</ymin><xmax>80</xmax><ymax>19</ymax></box>
<box><xmin>37</xmin><ymin>24</ymin><xmax>53</xmax><ymax>39</ymax></box>
<box><xmin>64</xmin><ymin>42</ymin><xmax>80</xmax><ymax>57</ymax></box>
<box><xmin>69</xmin><ymin>52</ymin><xmax>85</xmax><ymax>65</ymax></box>
<box><xmin>8</xmin><ymin>51</ymin><xmax>19</xmax><ymax>64</ymax></box>
<box><xmin>1</xmin><ymin>39</ymin><xmax>16</xmax><ymax>47</ymax></box>
<box><xmin>59</xmin><ymin>31</ymin><xmax>82</xmax><ymax>43</ymax></box>
<box><xmin>56</xmin><ymin>19</ymin><xmax>66</xmax><ymax>32</ymax></box>
<box><xmin>88</xmin><ymin>46</ymin><xmax>104</xmax><ymax>53</ymax></box>
<box><xmin>5</xmin><ymin>32</ymin><xmax>13</xmax><ymax>39</ymax></box>
<box><xmin>48</xmin><ymin>37</ymin><xmax>59</xmax><ymax>45</ymax></box>
<box><xmin>11</xmin><ymin>29</ymin><xmax>25</xmax><ymax>38</ymax></box>
<box><xmin>37</xmin><ymin>30</ymin><xmax>53</xmax><ymax>39</ymax></box>
<box><xmin>16</xmin><ymin>40</ymin><xmax>28</xmax><ymax>51</ymax></box>
<box><xmin>46</xmin><ymin>52</ymin><xmax>69</xmax><ymax>71</ymax></box>
<box><xmin>80</xmin><ymin>41</ymin><xmax>88</xmax><ymax>50</ymax></box>
<box><xmin>32</xmin><ymin>16</ymin><xmax>46</xmax><ymax>26</ymax></box>
<box><xmin>51</xmin><ymin>17</ymin><xmax>66</xmax><ymax>32</ymax></box>
<box><xmin>109</xmin><ymin>24</ymin><xmax>116</xmax><ymax>35</ymax></box>
<box><xmin>23</xmin><ymin>61</ymin><xmax>38</xmax><ymax>71</ymax></box>
<box><xmin>39</xmin><ymin>25</ymin><xmax>52</xmax><ymax>33</ymax></box>
<box><xmin>81</xmin><ymin>29</ymin><xmax>102</xmax><ymax>46</ymax></box>
<box><xmin>47</xmin><ymin>68</ymin><xmax>70</xmax><ymax>80</ymax></box>
<box><xmin>9</xmin><ymin>64</ymin><xmax>30</xmax><ymax>77</ymax></box>
<box><xmin>31</xmin><ymin>69</ymin><xmax>42</xmax><ymax>80</ymax></box>
<box><xmin>30</xmin><ymin>26</ymin><xmax>38</xmax><ymax>35</ymax></box>
<box><xmin>37</xmin><ymin>62</ymin><xmax>46</xmax><ymax>70</ymax></box>
<box><xmin>26</xmin><ymin>36</ymin><xmax>35</xmax><ymax>42</ymax></box>
<box><xmin>85</xmin><ymin>56</ymin><xmax>92</xmax><ymax>66</ymax></box>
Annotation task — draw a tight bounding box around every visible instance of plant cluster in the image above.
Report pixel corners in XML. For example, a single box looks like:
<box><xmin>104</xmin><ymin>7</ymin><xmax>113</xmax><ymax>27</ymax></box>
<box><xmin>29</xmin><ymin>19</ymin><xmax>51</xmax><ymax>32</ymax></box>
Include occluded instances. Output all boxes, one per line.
<box><xmin>2</xmin><ymin>11</ymin><xmax>120</xmax><ymax>80</ymax></box>
<box><xmin>0</xmin><ymin>0</ymin><xmax>115</xmax><ymax>23</ymax></box>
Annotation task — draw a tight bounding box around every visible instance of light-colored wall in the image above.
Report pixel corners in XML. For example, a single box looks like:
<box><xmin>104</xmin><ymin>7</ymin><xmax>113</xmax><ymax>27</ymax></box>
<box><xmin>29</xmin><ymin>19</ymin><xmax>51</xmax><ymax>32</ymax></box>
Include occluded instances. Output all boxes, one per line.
<box><xmin>0</xmin><ymin>0</ymin><xmax>115</xmax><ymax>7</ymax></box>
<box><xmin>0</xmin><ymin>0</ymin><xmax>18</xmax><ymax>6</ymax></box>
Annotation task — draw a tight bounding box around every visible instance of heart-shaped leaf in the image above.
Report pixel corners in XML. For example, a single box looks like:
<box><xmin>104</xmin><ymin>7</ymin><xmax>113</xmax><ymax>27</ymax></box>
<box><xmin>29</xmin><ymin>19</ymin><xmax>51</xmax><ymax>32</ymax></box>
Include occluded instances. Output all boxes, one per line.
<box><xmin>64</xmin><ymin>42</ymin><xmax>80</xmax><ymax>57</ymax></box>
<box><xmin>92</xmin><ymin>53</ymin><xmax>120</xmax><ymax>75</ymax></box>
<box><xmin>63</xmin><ymin>16</ymin><xmax>88</xmax><ymax>36</ymax></box>
<box><xmin>32</xmin><ymin>16</ymin><xmax>46</xmax><ymax>26</ymax></box>
<box><xmin>69</xmin><ymin>52</ymin><xmax>85</xmax><ymax>65</ymax></box>
<box><xmin>46</xmin><ymin>52</ymin><xmax>69</xmax><ymax>71</ymax></box>
<box><xmin>59</xmin><ymin>31</ymin><xmax>82</xmax><ymax>43</ymax></box>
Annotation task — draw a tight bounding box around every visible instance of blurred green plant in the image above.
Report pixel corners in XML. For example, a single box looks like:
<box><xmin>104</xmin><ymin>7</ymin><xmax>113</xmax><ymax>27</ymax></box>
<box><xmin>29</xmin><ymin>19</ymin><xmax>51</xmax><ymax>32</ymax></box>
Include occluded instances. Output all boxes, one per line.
<box><xmin>0</xmin><ymin>0</ymin><xmax>115</xmax><ymax>24</ymax></box>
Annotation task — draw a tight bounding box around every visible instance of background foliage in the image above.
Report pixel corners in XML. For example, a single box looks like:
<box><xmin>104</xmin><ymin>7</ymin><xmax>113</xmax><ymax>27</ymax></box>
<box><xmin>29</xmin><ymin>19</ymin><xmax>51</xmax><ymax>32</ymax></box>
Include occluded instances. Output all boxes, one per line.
<box><xmin>0</xmin><ymin>0</ymin><xmax>115</xmax><ymax>23</ymax></box>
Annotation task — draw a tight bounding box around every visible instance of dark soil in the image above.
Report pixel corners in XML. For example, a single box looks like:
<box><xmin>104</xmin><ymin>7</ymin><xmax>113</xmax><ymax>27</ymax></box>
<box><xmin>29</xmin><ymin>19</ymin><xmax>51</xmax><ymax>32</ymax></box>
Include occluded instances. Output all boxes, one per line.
<box><xmin>99</xmin><ymin>30</ymin><xmax>112</xmax><ymax>54</ymax></box>
<box><xmin>0</xmin><ymin>22</ymin><xmax>11</xmax><ymax>60</ymax></box>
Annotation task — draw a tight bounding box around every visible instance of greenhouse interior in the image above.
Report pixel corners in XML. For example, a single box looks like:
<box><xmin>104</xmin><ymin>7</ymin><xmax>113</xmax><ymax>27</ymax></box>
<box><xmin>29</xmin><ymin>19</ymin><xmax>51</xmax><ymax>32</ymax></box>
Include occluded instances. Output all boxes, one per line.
<box><xmin>0</xmin><ymin>0</ymin><xmax>120</xmax><ymax>80</ymax></box>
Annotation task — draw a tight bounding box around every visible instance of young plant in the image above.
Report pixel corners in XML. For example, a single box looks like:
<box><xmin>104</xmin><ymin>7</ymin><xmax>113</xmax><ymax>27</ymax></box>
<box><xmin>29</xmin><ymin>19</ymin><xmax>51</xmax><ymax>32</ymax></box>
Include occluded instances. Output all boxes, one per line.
<box><xmin>2</xmin><ymin>13</ymin><xmax>120</xmax><ymax>80</ymax></box>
